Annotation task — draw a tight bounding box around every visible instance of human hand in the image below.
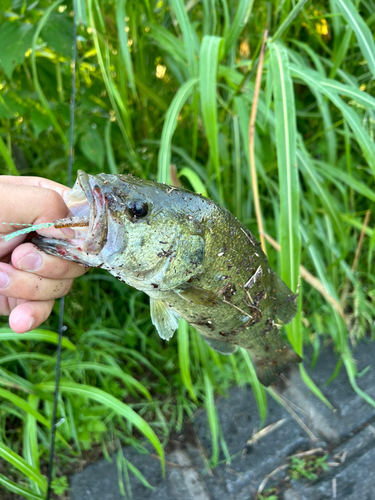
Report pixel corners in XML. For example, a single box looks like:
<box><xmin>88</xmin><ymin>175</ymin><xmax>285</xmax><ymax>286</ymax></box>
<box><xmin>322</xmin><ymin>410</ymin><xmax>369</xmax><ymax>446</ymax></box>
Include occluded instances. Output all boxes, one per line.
<box><xmin>0</xmin><ymin>176</ymin><xmax>88</xmax><ymax>333</ymax></box>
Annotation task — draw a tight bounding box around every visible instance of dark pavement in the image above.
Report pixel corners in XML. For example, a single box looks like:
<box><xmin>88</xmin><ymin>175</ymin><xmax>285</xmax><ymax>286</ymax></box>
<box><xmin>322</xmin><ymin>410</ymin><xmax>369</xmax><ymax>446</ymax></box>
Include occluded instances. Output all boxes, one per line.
<box><xmin>70</xmin><ymin>341</ymin><xmax>375</xmax><ymax>500</ymax></box>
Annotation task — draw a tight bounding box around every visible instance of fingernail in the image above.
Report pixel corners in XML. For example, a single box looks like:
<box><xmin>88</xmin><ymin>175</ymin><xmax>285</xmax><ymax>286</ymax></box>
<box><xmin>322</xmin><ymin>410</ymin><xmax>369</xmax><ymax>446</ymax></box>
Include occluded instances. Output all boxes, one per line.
<box><xmin>0</xmin><ymin>271</ymin><xmax>10</xmax><ymax>289</ymax></box>
<box><xmin>61</xmin><ymin>227</ymin><xmax>76</xmax><ymax>238</ymax></box>
<box><xmin>28</xmin><ymin>317</ymin><xmax>35</xmax><ymax>331</ymax></box>
<box><xmin>18</xmin><ymin>252</ymin><xmax>42</xmax><ymax>271</ymax></box>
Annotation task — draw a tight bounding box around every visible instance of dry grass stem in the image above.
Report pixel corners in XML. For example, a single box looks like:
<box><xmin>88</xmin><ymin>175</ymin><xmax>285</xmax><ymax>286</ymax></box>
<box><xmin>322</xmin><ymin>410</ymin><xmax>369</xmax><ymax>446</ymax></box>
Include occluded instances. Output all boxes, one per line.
<box><xmin>340</xmin><ymin>209</ymin><xmax>371</xmax><ymax>306</ymax></box>
<box><xmin>268</xmin><ymin>387</ymin><xmax>319</xmax><ymax>442</ymax></box>
<box><xmin>246</xmin><ymin>418</ymin><xmax>287</xmax><ymax>445</ymax></box>
<box><xmin>262</xmin><ymin>231</ymin><xmax>346</xmax><ymax>322</ymax></box>
<box><xmin>248</xmin><ymin>30</ymin><xmax>268</xmax><ymax>255</ymax></box>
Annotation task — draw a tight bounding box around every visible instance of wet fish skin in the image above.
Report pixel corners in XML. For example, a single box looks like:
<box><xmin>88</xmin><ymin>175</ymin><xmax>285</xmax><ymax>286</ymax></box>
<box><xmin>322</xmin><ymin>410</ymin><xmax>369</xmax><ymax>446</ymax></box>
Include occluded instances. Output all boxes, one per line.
<box><xmin>34</xmin><ymin>171</ymin><xmax>301</xmax><ymax>385</ymax></box>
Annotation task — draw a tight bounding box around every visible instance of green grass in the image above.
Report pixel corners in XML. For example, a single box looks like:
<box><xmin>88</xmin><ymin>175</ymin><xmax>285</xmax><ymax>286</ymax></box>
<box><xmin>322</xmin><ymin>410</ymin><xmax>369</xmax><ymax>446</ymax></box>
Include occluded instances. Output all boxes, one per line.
<box><xmin>0</xmin><ymin>0</ymin><xmax>375</xmax><ymax>496</ymax></box>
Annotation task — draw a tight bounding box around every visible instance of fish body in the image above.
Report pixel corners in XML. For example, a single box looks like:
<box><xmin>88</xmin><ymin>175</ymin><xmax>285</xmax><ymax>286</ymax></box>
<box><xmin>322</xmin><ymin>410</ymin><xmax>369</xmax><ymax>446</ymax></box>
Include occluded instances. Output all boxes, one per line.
<box><xmin>34</xmin><ymin>171</ymin><xmax>301</xmax><ymax>385</ymax></box>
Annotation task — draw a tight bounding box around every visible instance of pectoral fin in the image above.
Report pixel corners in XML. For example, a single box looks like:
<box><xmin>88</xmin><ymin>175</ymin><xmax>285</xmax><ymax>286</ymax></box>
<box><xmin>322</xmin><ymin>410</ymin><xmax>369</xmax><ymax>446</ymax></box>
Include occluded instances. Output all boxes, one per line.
<box><xmin>150</xmin><ymin>298</ymin><xmax>180</xmax><ymax>340</ymax></box>
<box><xmin>203</xmin><ymin>336</ymin><xmax>238</xmax><ymax>355</ymax></box>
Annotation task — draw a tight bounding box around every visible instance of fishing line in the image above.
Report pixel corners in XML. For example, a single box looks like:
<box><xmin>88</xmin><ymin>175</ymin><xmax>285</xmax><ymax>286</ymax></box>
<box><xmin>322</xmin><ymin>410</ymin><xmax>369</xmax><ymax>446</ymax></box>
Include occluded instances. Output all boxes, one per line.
<box><xmin>45</xmin><ymin>2</ymin><xmax>77</xmax><ymax>498</ymax></box>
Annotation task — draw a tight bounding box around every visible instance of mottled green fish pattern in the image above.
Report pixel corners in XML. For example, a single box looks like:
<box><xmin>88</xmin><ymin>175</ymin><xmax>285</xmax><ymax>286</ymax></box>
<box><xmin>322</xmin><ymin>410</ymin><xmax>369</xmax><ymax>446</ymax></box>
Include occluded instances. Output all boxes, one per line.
<box><xmin>34</xmin><ymin>171</ymin><xmax>301</xmax><ymax>385</ymax></box>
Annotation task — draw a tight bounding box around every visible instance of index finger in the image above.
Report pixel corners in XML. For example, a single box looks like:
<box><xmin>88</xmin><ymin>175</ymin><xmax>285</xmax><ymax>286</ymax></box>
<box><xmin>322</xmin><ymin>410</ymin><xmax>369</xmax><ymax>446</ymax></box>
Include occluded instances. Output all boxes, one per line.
<box><xmin>0</xmin><ymin>184</ymin><xmax>74</xmax><ymax>242</ymax></box>
<box><xmin>0</xmin><ymin>175</ymin><xmax>70</xmax><ymax>199</ymax></box>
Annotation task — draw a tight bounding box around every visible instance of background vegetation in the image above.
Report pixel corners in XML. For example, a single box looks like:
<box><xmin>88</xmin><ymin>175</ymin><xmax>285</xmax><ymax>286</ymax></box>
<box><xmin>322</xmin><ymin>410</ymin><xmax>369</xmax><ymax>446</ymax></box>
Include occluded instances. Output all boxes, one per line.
<box><xmin>0</xmin><ymin>0</ymin><xmax>374</xmax><ymax>497</ymax></box>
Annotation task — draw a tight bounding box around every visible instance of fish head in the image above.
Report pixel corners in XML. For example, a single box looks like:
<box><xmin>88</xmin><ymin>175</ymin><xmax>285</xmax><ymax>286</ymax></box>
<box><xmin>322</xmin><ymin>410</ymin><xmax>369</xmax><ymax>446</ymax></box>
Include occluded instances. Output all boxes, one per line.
<box><xmin>34</xmin><ymin>171</ymin><xmax>206</xmax><ymax>292</ymax></box>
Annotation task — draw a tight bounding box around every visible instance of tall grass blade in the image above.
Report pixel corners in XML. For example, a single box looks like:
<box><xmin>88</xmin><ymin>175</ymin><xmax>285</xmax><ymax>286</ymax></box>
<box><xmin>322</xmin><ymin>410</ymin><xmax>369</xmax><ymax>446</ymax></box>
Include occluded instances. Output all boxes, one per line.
<box><xmin>224</xmin><ymin>0</ymin><xmax>254</xmax><ymax>53</ymax></box>
<box><xmin>290</xmin><ymin>64</ymin><xmax>375</xmax><ymax>175</ymax></box>
<box><xmin>23</xmin><ymin>395</ymin><xmax>41</xmax><ymax>495</ymax></box>
<box><xmin>336</xmin><ymin>0</ymin><xmax>375</xmax><ymax>78</ymax></box>
<box><xmin>178</xmin><ymin>167</ymin><xmax>208</xmax><ymax>197</ymax></box>
<box><xmin>0</xmin><ymin>134</ymin><xmax>18</xmax><ymax>174</ymax></box>
<box><xmin>0</xmin><ymin>388</ymin><xmax>64</xmax><ymax>439</ymax></box>
<box><xmin>30</xmin><ymin>0</ymin><xmax>68</xmax><ymax>148</ymax></box>
<box><xmin>269</xmin><ymin>41</ymin><xmax>301</xmax><ymax>354</ymax></box>
<box><xmin>299</xmin><ymin>364</ymin><xmax>335</xmax><ymax>410</ymax></box>
<box><xmin>0</xmin><ymin>442</ymin><xmax>47</xmax><ymax>491</ymax></box>
<box><xmin>61</xmin><ymin>362</ymin><xmax>152</xmax><ymax>401</ymax></box>
<box><xmin>157</xmin><ymin>78</ymin><xmax>198</xmax><ymax>183</ymax></box>
<box><xmin>0</xmin><ymin>474</ymin><xmax>44</xmax><ymax>500</ymax></box>
<box><xmin>0</xmin><ymin>328</ymin><xmax>76</xmax><ymax>350</ymax></box>
<box><xmin>199</xmin><ymin>36</ymin><xmax>224</xmax><ymax>201</ymax></box>
<box><xmin>38</xmin><ymin>380</ymin><xmax>165</xmax><ymax>472</ymax></box>
<box><xmin>271</xmin><ymin>0</ymin><xmax>309</xmax><ymax>41</ymax></box>
<box><xmin>104</xmin><ymin>119</ymin><xmax>118</xmax><ymax>174</ymax></box>
<box><xmin>342</xmin><ymin>352</ymin><xmax>375</xmax><ymax>407</ymax></box>
<box><xmin>297</xmin><ymin>142</ymin><xmax>344</xmax><ymax>240</ymax></box>
<box><xmin>290</xmin><ymin>65</ymin><xmax>375</xmax><ymax>110</ymax></box>
<box><xmin>240</xmin><ymin>349</ymin><xmax>267</xmax><ymax>425</ymax></box>
<box><xmin>87</xmin><ymin>0</ymin><xmax>139</xmax><ymax>168</ymax></box>
<box><xmin>177</xmin><ymin>320</ymin><xmax>197</xmax><ymax>403</ymax></box>
<box><xmin>116</xmin><ymin>0</ymin><xmax>137</xmax><ymax>100</ymax></box>
<box><xmin>168</xmin><ymin>0</ymin><xmax>199</xmax><ymax>76</ymax></box>
<box><xmin>204</xmin><ymin>373</ymin><xmax>219</xmax><ymax>465</ymax></box>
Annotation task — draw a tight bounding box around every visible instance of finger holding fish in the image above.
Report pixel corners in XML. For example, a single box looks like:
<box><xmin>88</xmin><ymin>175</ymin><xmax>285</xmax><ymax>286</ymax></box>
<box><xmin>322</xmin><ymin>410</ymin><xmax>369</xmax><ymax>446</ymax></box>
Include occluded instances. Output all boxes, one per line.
<box><xmin>0</xmin><ymin>262</ymin><xmax>73</xmax><ymax>301</ymax></box>
<box><xmin>11</xmin><ymin>243</ymin><xmax>88</xmax><ymax>279</ymax></box>
<box><xmin>1</xmin><ymin>297</ymin><xmax>56</xmax><ymax>334</ymax></box>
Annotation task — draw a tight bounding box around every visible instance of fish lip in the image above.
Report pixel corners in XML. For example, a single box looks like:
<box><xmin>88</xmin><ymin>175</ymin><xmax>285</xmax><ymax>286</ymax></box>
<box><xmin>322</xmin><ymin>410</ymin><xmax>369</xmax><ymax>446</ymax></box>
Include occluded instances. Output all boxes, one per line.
<box><xmin>76</xmin><ymin>170</ymin><xmax>108</xmax><ymax>255</ymax></box>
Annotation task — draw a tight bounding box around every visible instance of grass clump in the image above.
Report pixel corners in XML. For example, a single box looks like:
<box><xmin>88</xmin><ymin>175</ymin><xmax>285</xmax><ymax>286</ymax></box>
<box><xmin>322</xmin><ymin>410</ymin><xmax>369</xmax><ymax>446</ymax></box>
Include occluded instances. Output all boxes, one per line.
<box><xmin>0</xmin><ymin>0</ymin><xmax>375</xmax><ymax>496</ymax></box>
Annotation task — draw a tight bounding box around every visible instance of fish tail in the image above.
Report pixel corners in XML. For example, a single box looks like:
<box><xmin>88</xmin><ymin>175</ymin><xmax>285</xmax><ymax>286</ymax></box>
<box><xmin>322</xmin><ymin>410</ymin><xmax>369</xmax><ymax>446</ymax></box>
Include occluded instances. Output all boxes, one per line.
<box><xmin>273</xmin><ymin>273</ymin><xmax>298</xmax><ymax>324</ymax></box>
<box><xmin>252</xmin><ymin>347</ymin><xmax>302</xmax><ymax>386</ymax></box>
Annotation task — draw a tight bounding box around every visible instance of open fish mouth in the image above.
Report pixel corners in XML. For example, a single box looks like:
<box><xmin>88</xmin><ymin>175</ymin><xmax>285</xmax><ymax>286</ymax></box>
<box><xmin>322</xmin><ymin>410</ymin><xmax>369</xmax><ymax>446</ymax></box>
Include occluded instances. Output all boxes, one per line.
<box><xmin>56</xmin><ymin>170</ymin><xmax>108</xmax><ymax>255</ymax></box>
<box><xmin>34</xmin><ymin>171</ymin><xmax>108</xmax><ymax>260</ymax></box>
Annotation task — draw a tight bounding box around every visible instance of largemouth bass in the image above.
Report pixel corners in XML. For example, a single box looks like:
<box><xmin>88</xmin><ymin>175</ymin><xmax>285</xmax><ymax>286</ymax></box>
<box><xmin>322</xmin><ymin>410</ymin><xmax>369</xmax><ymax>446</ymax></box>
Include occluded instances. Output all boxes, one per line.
<box><xmin>34</xmin><ymin>171</ymin><xmax>301</xmax><ymax>385</ymax></box>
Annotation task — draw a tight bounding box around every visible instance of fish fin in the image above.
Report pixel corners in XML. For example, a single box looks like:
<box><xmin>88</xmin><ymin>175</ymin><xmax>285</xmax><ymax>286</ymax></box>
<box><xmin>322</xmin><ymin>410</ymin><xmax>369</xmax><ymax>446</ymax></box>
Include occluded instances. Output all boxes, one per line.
<box><xmin>203</xmin><ymin>337</ymin><xmax>238</xmax><ymax>355</ymax></box>
<box><xmin>253</xmin><ymin>346</ymin><xmax>302</xmax><ymax>386</ymax></box>
<box><xmin>150</xmin><ymin>298</ymin><xmax>180</xmax><ymax>340</ymax></box>
<box><xmin>273</xmin><ymin>273</ymin><xmax>298</xmax><ymax>324</ymax></box>
<box><xmin>175</xmin><ymin>284</ymin><xmax>220</xmax><ymax>307</ymax></box>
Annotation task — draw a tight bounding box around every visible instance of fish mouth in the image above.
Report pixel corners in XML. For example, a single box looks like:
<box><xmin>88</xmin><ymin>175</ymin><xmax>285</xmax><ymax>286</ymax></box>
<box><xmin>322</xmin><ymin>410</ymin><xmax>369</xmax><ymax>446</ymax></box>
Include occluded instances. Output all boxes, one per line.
<box><xmin>55</xmin><ymin>170</ymin><xmax>108</xmax><ymax>255</ymax></box>
<box><xmin>34</xmin><ymin>171</ymin><xmax>108</xmax><ymax>261</ymax></box>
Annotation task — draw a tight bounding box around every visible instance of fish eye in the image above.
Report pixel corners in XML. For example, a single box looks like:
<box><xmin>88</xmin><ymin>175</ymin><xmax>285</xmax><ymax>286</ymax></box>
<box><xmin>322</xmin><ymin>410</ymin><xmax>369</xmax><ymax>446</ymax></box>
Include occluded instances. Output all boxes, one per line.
<box><xmin>127</xmin><ymin>200</ymin><xmax>148</xmax><ymax>219</ymax></box>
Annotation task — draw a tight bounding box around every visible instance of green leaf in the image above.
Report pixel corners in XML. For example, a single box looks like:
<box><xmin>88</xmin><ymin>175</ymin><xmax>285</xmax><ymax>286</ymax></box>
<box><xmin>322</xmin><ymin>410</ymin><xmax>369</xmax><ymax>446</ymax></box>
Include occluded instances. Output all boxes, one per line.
<box><xmin>336</xmin><ymin>0</ymin><xmax>375</xmax><ymax>78</ymax></box>
<box><xmin>30</xmin><ymin>109</ymin><xmax>51</xmax><ymax>139</ymax></box>
<box><xmin>269</xmin><ymin>41</ymin><xmax>301</xmax><ymax>355</ymax></box>
<box><xmin>80</xmin><ymin>128</ymin><xmax>105</xmax><ymax>168</ymax></box>
<box><xmin>0</xmin><ymin>21</ymin><xmax>34</xmax><ymax>78</ymax></box>
<box><xmin>41</xmin><ymin>12</ymin><xmax>73</xmax><ymax>58</ymax></box>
